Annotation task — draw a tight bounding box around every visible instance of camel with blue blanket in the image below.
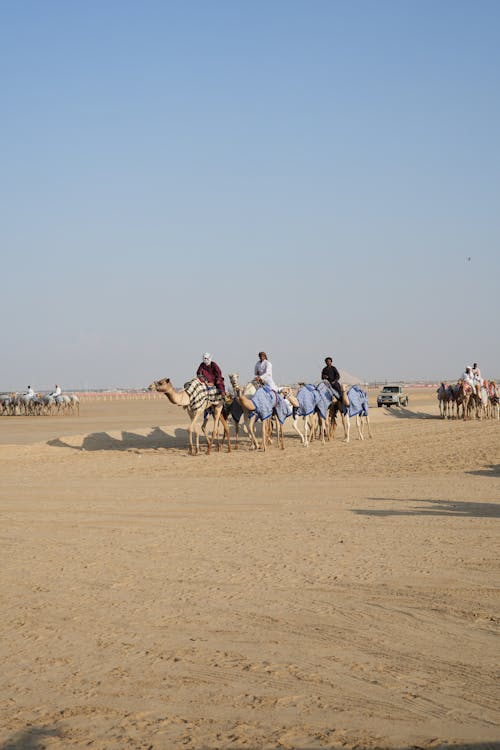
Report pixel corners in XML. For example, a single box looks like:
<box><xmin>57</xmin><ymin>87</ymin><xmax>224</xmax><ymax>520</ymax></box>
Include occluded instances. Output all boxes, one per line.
<box><xmin>328</xmin><ymin>383</ymin><xmax>372</xmax><ymax>443</ymax></box>
<box><xmin>293</xmin><ymin>382</ymin><xmax>332</xmax><ymax>447</ymax></box>
<box><xmin>229</xmin><ymin>373</ymin><xmax>302</xmax><ymax>450</ymax></box>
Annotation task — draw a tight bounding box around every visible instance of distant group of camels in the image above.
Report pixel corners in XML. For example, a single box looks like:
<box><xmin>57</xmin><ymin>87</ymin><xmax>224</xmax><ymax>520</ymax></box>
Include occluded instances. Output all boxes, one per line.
<box><xmin>148</xmin><ymin>374</ymin><xmax>372</xmax><ymax>455</ymax></box>
<box><xmin>437</xmin><ymin>379</ymin><xmax>499</xmax><ymax>421</ymax></box>
<box><xmin>0</xmin><ymin>393</ymin><xmax>80</xmax><ymax>417</ymax></box>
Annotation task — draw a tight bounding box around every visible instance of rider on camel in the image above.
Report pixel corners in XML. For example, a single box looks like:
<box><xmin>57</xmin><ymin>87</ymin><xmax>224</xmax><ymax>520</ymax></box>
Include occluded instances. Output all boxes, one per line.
<box><xmin>254</xmin><ymin>351</ymin><xmax>278</xmax><ymax>391</ymax></box>
<box><xmin>321</xmin><ymin>356</ymin><xmax>349</xmax><ymax>406</ymax></box>
<box><xmin>197</xmin><ymin>353</ymin><xmax>226</xmax><ymax>396</ymax></box>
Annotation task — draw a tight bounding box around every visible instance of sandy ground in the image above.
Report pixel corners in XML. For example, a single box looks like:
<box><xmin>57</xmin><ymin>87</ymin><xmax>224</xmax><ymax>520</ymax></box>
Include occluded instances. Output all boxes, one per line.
<box><xmin>1</xmin><ymin>389</ymin><xmax>499</xmax><ymax>750</ymax></box>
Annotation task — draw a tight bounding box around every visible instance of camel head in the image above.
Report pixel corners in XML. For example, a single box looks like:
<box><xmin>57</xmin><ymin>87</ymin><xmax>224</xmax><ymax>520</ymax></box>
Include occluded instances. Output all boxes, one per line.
<box><xmin>280</xmin><ymin>386</ymin><xmax>299</xmax><ymax>409</ymax></box>
<box><xmin>340</xmin><ymin>384</ymin><xmax>350</xmax><ymax>407</ymax></box>
<box><xmin>228</xmin><ymin>372</ymin><xmax>240</xmax><ymax>393</ymax></box>
<box><xmin>148</xmin><ymin>378</ymin><xmax>171</xmax><ymax>392</ymax></box>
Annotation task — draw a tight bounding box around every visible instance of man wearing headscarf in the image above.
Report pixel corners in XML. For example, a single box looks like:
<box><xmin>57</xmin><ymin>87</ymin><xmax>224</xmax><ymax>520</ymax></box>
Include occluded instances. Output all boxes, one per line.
<box><xmin>461</xmin><ymin>366</ymin><xmax>475</xmax><ymax>391</ymax></box>
<box><xmin>254</xmin><ymin>351</ymin><xmax>278</xmax><ymax>391</ymax></box>
<box><xmin>197</xmin><ymin>353</ymin><xmax>226</xmax><ymax>395</ymax></box>
<box><xmin>472</xmin><ymin>362</ymin><xmax>483</xmax><ymax>387</ymax></box>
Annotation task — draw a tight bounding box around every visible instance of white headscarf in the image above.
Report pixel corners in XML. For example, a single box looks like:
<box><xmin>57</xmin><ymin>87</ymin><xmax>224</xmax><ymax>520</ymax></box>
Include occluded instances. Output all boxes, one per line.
<box><xmin>203</xmin><ymin>352</ymin><xmax>212</xmax><ymax>365</ymax></box>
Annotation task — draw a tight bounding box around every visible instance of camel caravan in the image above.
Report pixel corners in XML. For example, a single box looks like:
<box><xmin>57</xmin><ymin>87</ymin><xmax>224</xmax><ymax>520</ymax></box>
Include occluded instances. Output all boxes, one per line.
<box><xmin>0</xmin><ymin>390</ymin><xmax>80</xmax><ymax>417</ymax></box>
<box><xmin>148</xmin><ymin>373</ymin><xmax>372</xmax><ymax>456</ymax></box>
<box><xmin>436</xmin><ymin>364</ymin><xmax>499</xmax><ymax>421</ymax></box>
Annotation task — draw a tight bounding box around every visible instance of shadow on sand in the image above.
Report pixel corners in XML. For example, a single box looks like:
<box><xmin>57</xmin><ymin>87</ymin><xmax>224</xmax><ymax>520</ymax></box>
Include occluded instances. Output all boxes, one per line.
<box><xmin>467</xmin><ymin>464</ymin><xmax>500</xmax><ymax>478</ymax></box>
<box><xmin>378</xmin><ymin>405</ymin><xmax>441</xmax><ymax>420</ymax></box>
<box><xmin>353</xmin><ymin>496</ymin><xmax>500</xmax><ymax>519</ymax></box>
<box><xmin>47</xmin><ymin>426</ymin><xmax>188</xmax><ymax>452</ymax></box>
<box><xmin>1</xmin><ymin>726</ymin><xmax>60</xmax><ymax>749</ymax></box>
<box><xmin>1</xmin><ymin>726</ymin><xmax>499</xmax><ymax>750</ymax></box>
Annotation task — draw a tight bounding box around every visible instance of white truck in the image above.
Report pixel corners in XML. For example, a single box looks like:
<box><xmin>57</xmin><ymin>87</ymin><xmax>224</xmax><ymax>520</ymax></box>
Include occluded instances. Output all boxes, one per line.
<box><xmin>376</xmin><ymin>385</ymin><xmax>409</xmax><ymax>408</ymax></box>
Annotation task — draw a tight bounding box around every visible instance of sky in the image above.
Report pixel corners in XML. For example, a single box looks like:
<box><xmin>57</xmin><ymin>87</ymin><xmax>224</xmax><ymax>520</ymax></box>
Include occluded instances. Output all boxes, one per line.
<box><xmin>1</xmin><ymin>0</ymin><xmax>499</xmax><ymax>390</ymax></box>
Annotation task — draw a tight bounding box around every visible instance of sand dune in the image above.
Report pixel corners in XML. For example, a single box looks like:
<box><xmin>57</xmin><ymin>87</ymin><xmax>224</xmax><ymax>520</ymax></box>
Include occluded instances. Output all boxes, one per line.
<box><xmin>1</xmin><ymin>389</ymin><xmax>499</xmax><ymax>749</ymax></box>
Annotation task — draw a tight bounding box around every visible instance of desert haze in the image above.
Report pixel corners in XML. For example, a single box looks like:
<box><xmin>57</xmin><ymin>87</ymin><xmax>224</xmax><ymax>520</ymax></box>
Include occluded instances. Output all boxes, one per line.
<box><xmin>1</xmin><ymin>389</ymin><xmax>499</xmax><ymax>750</ymax></box>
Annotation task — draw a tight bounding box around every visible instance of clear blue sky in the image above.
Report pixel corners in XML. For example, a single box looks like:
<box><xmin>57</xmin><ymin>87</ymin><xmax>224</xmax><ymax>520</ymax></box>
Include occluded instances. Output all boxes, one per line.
<box><xmin>2</xmin><ymin>0</ymin><xmax>499</xmax><ymax>389</ymax></box>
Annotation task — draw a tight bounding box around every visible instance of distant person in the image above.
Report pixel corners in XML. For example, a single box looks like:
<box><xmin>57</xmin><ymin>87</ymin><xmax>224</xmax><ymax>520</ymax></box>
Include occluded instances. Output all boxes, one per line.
<box><xmin>197</xmin><ymin>353</ymin><xmax>226</xmax><ymax>396</ymax></box>
<box><xmin>49</xmin><ymin>384</ymin><xmax>62</xmax><ymax>398</ymax></box>
<box><xmin>472</xmin><ymin>362</ymin><xmax>483</xmax><ymax>387</ymax></box>
<box><xmin>460</xmin><ymin>366</ymin><xmax>475</xmax><ymax>391</ymax></box>
<box><xmin>254</xmin><ymin>351</ymin><xmax>278</xmax><ymax>391</ymax></box>
<box><xmin>25</xmin><ymin>385</ymin><xmax>35</xmax><ymax>399</ymax></box>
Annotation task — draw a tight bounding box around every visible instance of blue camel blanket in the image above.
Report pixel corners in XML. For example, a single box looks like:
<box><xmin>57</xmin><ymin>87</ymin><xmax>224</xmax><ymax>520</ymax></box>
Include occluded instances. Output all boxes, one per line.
<box><xmin>347</xmin><ymin>385</ymin><xmax>369</xmax><ymax>417</ymax></box>
<box><xmin>274</xmin><ymin>393</ymin><xmax>294</xmax><ymax>424</ymax></box>
<box><xmin>297</xmin><ymin>384</ymin><xmax>321</xmax><ymax>417</ymax></box>
<box><xmin>315</xmin><ymin>380</ymin><xmax>336</xmax><ymax>418</ymax></box>
<box><xmin>250</xmin><ymin>385</ymin><xmax>277</xmax><ymax>421</ymax></box>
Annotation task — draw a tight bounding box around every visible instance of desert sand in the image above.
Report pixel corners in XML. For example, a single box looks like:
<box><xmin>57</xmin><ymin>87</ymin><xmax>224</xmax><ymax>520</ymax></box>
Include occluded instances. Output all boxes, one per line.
<box><xmin>1</xmin><ymin>389</ymin><xmax>499</xmax><ymax>750</ymax></box>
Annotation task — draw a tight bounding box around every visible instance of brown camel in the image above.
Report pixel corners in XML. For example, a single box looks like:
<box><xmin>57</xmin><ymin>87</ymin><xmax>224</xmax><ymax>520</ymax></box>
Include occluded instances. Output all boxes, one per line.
<box><xmin>148</xmin><ymin>377</ymin><xmax>231</xmax><ymax>455</ymax></box>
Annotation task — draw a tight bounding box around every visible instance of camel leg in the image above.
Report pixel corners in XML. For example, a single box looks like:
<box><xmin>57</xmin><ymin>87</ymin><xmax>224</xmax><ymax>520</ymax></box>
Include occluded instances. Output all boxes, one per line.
<box><xmin>208</xmin><ymin>408</ymin><xmax>219</xmax><ymax>453</ymax></box>
<box><xmin>206</xmin><ymin>406</ymin><xmax>224</xmax><ymax>454</ymax></box>
<box><xmin>262</xmin><ymin>418</ymin><xmax>273</xmax><ymax>450</ymax></box>
<box><xmin>309</xmin><ymin>414</ymin><xmax>317</xmax><ymax>443</ymax></box>
<box><xmin>188</xmin><ymin>417</ymin><xmax>196</xmax><ymax>455</ymax></box>
<box><xmin>291</xmin><ymin>416</ymin><xmax>305</xmax><ymax>444</ymax></box>
<box><xmin>216</xmin><ymin>412</ymin><xmax>231</xmax><ymax>453</ymax></box>
<box><xmin>201</xmin><ymin>412</ymin><xmax>210</xmax><ymax>446</ymax></box>
<box><xmin>247</xmin><ymin>415</ymin><xmax>259</xmax><ymax>450</ymax></box>
<box><xmin>343</xmin><ymin>413</ymin><xmax>350</xmax><ymax>442</ymax></box>
<box><xmin>320</xmin><ymin>415</ymin><xmax>327</xmax><ymax>443</ymax></box>
<box><xmin>278</xmin><ymin>421</ymin><xmax>284</xmax><ymax>450</ymax></box>
<box><xmin>190</xmin><ymin>410</ymin><xmax>204</xmax><ymax>455</ymax></box>
<box><xmin>259</xmin><ymin>419</ymin><xmax>268</xmax><ymax>451</ymax></box>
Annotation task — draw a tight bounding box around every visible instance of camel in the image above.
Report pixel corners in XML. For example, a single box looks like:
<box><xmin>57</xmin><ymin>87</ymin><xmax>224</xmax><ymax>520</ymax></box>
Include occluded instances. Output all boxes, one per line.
<box><xmin>487</xmin><ymin>381</ymin><xmax>500</xmax><ymax>420</ymax></box>
<box><xmin>278</xmin><ymin>387</ymin><xmax>307</xmax><ymax>445</ymax></box>
<box><xmin>451</xmin><ymin>380</ymin><xmax>472</xmax><ymax>420</ymax></box>
<box><xmin>228</xmin><ymin>373</ymin><xmax>268</xmax><ymax>450</ymax></box>
<box><xmin>148</xmin><ymin>377</ymin><xmax>231</xmax><ymax>455</ymax></box>
<box><xmin>468</xmin><ymin>383</ymin><xmax>488</xmax><ymax>421</ymax></box>
<box><xmin>228</xmin><ymin>373</ymin><xmax>301</xmax><ymax>450</ymax></box>
<box><xmin>329</xmin><ymin>384</ymin><xmax>372</xmax><ymax>443</ymax></box>
<box><xmin>201</xmin><ymin>394</ymin><xmax>238</xmax><ymax>449</ymax></box>
<box><xmin>437</xmin><ymin>382</ymin><xmax>452</xmax><ymax>419</ymax></box>
<box><xmin>294</xmin><ymin>383</ymin><xmax>327</xmax><ymax>447</ymax></box>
